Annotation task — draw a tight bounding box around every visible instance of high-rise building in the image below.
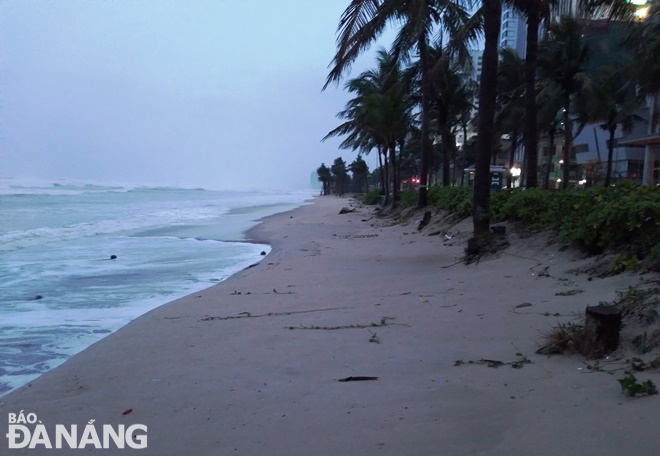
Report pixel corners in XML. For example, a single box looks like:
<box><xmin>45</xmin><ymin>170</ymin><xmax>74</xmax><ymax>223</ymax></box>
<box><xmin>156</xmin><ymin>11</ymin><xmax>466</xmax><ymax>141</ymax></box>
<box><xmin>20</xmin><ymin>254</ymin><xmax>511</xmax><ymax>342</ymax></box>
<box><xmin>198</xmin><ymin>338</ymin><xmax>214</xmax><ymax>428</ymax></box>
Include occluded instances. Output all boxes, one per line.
<box><xmin>456</xmin><ymin>49</ymin><xmax>483</xmax><ymax>148</ymax></box>
<box><xmin>500</xmin><ymin>6</ymin><xmax>527</xmax><ymax>57</ymax></box>
<box><xmin>468</xmin><ymin>49</ymin><xmax>483</xmax><ymax>82</ymax></box>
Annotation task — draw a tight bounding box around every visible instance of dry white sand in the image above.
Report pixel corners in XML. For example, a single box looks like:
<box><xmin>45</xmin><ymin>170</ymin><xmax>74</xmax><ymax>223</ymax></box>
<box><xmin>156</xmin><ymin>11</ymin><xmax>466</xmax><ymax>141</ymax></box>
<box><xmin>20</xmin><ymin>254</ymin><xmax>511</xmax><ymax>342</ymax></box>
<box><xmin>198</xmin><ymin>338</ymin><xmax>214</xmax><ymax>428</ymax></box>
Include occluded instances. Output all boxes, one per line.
<box><xmin>1</xmin><ymin>196</ymin><xmax>658</xmax><ymax>455</ymax></box>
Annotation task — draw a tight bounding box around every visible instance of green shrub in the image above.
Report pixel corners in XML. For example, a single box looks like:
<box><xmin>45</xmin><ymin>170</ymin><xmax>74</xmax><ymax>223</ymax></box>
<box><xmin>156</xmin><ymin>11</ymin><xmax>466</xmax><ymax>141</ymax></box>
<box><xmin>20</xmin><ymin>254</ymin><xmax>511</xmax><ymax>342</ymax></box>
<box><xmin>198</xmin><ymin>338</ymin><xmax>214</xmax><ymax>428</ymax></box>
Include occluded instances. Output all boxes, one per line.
<box><xmin>490</xmin><ymin>188</ymin><xmax>561</xmax><ymax>229</ymax></box>
<box><xmin>364</xmin><ymin>189</ymin><xmax>381</xmax><ymax>205</ymax></box>
<box><xmin>558</xmin><ymin>182</ymin><xmax>660</xmax><ymax>253</ymax></box>
<box><xmin>399</xmin><ymin>190</ymin><xmax>418</xmax><ymax>207</ymax></box>
<box><xmin>428</xmin><ymin>186</ymin><xmax>473</xmax><ymax>217</ymax></box>
<box><xmin>393</xmin><ymin>182</ymin><xmax>660</xmax><ymax>259</ymax></box>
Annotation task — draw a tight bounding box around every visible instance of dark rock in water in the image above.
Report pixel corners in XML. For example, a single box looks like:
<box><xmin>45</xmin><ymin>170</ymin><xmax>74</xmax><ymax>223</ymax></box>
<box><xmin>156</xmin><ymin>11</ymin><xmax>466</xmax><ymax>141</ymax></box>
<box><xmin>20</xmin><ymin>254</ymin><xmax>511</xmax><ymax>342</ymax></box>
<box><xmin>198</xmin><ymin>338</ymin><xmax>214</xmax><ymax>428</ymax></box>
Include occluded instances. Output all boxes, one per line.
<box><xmin>34</xmin><ymin>295</ymin><xmax>43</xmax><ymax>301</ymax></box>
<box><xmin>110</xmin><ymin>255</ymin><xmax>118</xmax><ymax>260</ymax></box>
<box><xmin>260</xmin><ymin>251</ymin><xmax>266</xmax><ymax>256</ymax></box>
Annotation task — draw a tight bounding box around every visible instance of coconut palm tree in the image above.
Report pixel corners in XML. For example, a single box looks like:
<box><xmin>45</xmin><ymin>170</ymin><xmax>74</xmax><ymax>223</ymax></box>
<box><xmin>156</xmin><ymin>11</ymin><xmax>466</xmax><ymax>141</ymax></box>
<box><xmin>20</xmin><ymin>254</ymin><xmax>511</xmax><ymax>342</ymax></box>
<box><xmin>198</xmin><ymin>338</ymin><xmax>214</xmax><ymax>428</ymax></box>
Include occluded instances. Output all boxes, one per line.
<box><xmin>631</xmin><ymin>4</ymin><xmax>660</xmax><ymax>185</ymax></box>
<box><xmin>577</xmin><ymin>23</ymin><xmax>644</xmax><ymax>187</ymax></box>
<box><xmin>325</xmin><ymin>0</ymin><xmax>479</xmax><ymax>208</ymax></box>
<box><xmin>331</xmin><ymin>157</ymin><xmax>350</xmax><ymax>195</ymax></box>
<box><xmin>427</xmin><ymin>45</ymin><xmax>475</xmax><ymax>187</ymax></box>
<box><xmin>323</xmin><ymin>66</ymin><xmax>389</xmax><ymax>198</ymax></box>
<box><xmin>585</xmin><ymin>69</ymin><xmax>642</xmax><ymax>186</ymax></box>
<box><xmin>317</xmin><ymin>163</ymin><xmax>332</xmax><ymax>195</ymax></box>
<box><xmin>472</xmin><ymin>0</ymin><xmax>502</xmax><ymax>241</ymax></box>
<box><xmin>536</xmin><ymin>87</ymin><xmax>563</xmax><ymax>189</ymax></box>
<box><xmin>505</xmin><ymin>0</ymin><xmax>558</xmax><ymax>188</ymax></box>
<box><xmin>496</xmin><ymin>47</ymin><xmax>525</xmax><ymax>188</ymax></box>
<box><xmin>349</xmin><ymin>155</ymin><xmax>370</xmax><ymax>192</ymax></box>
<box><xmin>504</xmin><ymin>0</ymin><xmax>633</xmax><ymax>188</ymax></box>
<box><xmin>537</xmin><ymin>16</ymin><xmax>592</xmax><ymax>189</ymax></box>
<box><xmin>324</xmin><ymin>48</ymin><xmax>413</xmax><ymax>206</ymax></box>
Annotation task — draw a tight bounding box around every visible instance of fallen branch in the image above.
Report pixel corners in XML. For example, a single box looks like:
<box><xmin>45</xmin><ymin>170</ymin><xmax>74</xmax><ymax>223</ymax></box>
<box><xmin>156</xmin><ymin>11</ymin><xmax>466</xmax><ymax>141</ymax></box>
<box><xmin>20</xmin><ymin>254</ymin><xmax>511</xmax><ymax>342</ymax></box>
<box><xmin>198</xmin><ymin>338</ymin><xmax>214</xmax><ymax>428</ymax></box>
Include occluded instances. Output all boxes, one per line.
<box><xmin>202</xmin><ymin>307</ymin><xmax>345</xmax><ymax>321</ymax></box>
<box><xmin>286</xmin><ymin>316</ymin><xmax>409</xmax><ymax>330</ymax></box>
<box><xmin>441</xmin><ymin>260</ymin><xmax>465</xmax><ymax>269</ymax></box>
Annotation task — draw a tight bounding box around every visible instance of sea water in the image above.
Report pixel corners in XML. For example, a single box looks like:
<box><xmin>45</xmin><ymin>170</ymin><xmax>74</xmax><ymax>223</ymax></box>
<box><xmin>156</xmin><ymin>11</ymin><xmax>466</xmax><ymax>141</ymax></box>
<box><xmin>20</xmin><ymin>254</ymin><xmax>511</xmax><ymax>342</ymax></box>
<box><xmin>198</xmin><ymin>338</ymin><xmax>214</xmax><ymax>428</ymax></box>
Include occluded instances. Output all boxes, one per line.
<box><xmin>0</xmin><ymin>180</ymin><xmax>312</xmax><ymax>396</ymax></box>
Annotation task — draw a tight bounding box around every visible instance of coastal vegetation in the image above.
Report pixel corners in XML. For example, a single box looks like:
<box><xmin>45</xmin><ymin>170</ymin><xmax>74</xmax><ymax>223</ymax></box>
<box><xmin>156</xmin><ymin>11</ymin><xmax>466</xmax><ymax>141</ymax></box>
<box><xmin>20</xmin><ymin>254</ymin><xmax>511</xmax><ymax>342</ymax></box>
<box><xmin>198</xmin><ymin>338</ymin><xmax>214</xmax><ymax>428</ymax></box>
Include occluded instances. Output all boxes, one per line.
<box><xmin>396</xmin><ymin>181</ymin><xmax>660</xmax><ymax>267</ymax></box>
<box><xmin>318</xmin><ymin>0</ymin><xmax>659</xmax><ymax>250</ymax></box>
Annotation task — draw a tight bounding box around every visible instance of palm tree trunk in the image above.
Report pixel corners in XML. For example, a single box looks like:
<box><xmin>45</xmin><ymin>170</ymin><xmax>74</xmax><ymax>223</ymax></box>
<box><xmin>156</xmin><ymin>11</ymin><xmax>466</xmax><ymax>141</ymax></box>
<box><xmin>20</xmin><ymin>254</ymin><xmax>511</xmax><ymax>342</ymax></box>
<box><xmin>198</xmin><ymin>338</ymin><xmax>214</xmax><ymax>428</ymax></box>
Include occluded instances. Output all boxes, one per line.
<box><xmin>473</xmin><ymin>0</ymin><xmax>502</xmax><ymax>238</ymax></box>
<box><xmin>605</xmin><ymin>126</ymin><xmax>615</xmax><ymax>187</ymax></box>
<box><xmin>507</xmin><ymin>128</ymin><xmax>518</xmax><ymax>188</ymax></box>
<box><xmin>398</xmin><ymin>138</ymin><xmax>405</xmax><ymax>193</ymax></box>
<box><xmin>389</xmin><ymin>142</ymin><xmax>399</xmax><ymax>206</ymax></box>
<box><xmin>562</xmin><ymin>94</ymin><xmax>572</xmax><ymax>190</ymax></box>
<box><xmin>524</xmin><ymin>5</ymin><xmax>540</xmax><ymax>188</ymax></box>
<box><xmin>418</xmin><ymin>35</ymin><xmax>432</xmax><ymax>208</ymax></box>
<box><xmin>442</xmin><ymin>126</ymin><xmax>452</xmax><ymax>187</ymax></box>
<box><xmin>544</xmin><ymin>128</ymin><xmax>555</xmax><ymax>189</ymax></box>
<box><xmin>377</xmin><ymin>147</ymin><xmax>386</xmax><ymax>197</ymax></box>
<box><xmin>642</xmin><ymin>94</ymin><xmax>657</xmax><ymax>186</ymax></box>
<box><xmin>383</xmin><ymin>152</ymin><xmax>390</xmax><ymax>203</ymax></box>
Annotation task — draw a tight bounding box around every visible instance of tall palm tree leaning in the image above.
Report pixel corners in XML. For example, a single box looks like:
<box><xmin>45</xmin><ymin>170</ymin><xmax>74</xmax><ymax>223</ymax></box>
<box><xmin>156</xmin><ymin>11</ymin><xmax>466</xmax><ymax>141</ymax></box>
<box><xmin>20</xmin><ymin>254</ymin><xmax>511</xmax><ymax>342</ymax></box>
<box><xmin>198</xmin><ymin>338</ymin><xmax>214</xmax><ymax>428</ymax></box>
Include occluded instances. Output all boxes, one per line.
<box><xmin>317</xmin><ymin>163</ymin><xmax>332</xmax><ymax>195</ymax></box>
<box><xmin>324</xmin><ymin>0</ymin><xmax>478</xmax><ymax>209</ymax></box>
<box><xmin>471</xmin><ymin>0</ymin><xmax>501</xmax><ymax>245</ymax></box>
<box><xmin>323</xmin><ymin>49</ymin><xmax>411</xmax><ymax>206</ymax></box>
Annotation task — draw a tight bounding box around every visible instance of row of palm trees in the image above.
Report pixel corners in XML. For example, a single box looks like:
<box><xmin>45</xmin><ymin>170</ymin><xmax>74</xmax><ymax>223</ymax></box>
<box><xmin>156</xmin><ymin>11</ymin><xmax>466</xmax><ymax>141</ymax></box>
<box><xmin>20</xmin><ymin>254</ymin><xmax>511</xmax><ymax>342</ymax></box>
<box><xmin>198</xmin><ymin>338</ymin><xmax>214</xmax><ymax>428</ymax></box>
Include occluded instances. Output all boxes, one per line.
<box><xmin>323</xmin><ymin>0</ymin><xmax>659</xmax><ymax>241</ymax></box>
<box><xmin>317</xmin><ymin>156</ymin><xmax>370</xmax><ymax>196</ymax></box>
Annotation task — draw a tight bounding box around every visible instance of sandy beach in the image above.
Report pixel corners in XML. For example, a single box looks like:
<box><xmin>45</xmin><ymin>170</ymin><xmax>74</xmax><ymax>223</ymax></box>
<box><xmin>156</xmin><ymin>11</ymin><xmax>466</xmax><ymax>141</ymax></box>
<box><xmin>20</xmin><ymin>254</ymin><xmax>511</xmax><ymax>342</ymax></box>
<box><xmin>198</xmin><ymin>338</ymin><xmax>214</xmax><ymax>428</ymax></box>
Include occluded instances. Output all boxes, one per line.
<box><xmin>1</xmin><ymin>196</ymin><xmax>658</xmax><ymax>455</ymax></box>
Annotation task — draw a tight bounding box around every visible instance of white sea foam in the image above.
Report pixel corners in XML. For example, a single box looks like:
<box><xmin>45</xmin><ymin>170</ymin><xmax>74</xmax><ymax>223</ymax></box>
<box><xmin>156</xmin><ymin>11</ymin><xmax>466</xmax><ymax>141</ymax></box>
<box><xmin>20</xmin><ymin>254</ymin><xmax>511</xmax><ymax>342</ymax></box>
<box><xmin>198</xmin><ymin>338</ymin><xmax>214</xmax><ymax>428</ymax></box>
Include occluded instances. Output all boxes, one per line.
<box><xmin>0</xmin><ymin>182</ymin><xmax>303</xmax><ymax>397</ymax></box>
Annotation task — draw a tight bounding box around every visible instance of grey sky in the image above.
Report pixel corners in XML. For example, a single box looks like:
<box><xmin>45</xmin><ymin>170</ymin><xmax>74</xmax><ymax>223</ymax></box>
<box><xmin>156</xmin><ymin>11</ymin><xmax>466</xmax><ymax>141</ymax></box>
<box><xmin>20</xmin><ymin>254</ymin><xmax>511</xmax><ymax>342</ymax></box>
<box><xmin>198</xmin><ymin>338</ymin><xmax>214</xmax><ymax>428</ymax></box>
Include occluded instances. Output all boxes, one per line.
<box><xmin>0</xmin><ymin>1</ymin><xmax>390</xmax><ymax>190</ymax></box>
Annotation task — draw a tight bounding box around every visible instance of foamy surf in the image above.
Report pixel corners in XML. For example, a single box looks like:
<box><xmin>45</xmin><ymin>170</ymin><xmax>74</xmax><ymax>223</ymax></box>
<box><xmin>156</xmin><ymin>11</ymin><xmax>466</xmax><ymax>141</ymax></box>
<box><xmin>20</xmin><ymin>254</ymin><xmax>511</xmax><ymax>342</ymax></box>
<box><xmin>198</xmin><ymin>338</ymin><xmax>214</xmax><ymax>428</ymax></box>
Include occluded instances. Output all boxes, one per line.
<box><xmin>0</xmin><ymin>182</ymin><xmax>312</xmax><ymax>396</ymax></box>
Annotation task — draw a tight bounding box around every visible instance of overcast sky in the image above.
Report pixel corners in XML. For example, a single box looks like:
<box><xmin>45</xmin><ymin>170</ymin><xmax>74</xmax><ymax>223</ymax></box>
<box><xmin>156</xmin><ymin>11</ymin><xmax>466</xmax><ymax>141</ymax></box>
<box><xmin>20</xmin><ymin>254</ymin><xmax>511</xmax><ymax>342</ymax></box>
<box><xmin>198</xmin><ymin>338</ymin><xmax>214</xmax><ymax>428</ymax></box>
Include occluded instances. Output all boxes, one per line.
<box><xmin>0</xmin><ymin>1</ymin><xmax>393</xmax><ymax>190</ymax></box>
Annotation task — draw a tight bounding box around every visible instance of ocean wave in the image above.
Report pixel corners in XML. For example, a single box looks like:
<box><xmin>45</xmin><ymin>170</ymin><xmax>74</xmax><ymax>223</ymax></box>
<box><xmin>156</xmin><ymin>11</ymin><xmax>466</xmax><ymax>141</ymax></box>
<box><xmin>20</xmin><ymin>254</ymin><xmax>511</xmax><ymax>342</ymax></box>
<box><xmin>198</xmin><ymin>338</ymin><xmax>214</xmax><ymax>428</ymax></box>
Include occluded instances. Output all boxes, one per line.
<box><xmin>0</xmin><ymin>206</ymin><xmax>226</xmax><ymax>251</ymax></box>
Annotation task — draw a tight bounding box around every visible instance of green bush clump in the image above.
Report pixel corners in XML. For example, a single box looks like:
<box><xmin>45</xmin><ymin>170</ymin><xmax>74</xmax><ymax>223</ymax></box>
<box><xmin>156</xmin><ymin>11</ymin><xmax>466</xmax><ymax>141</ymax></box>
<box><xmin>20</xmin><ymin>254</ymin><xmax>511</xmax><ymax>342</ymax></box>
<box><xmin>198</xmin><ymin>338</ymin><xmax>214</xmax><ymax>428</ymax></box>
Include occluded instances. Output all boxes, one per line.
<box><xmin>385</xmin><ymin>182</ymin><xmax>660</xmax><ymax>259</ymax></box>
<box><xmin>399</xmin><ymin>190</ymin><xmax>418</xmax><ymax>207</ymax></box>
<box><xmin>490</xmin><ymin>182</ymin><xmax>660</xmax><ymax>256</ymax></box>
<box><xmin>428</xmin><ymin>186</ymin><xmax>473</xmax><ymax>217</ymax></box>
<box><xmin>364</xmin><ymin>189</ymin><xmax>381</xmax><ymax>205</ymax></box>
<box><xmin>490</xmin><ymin>188</ymin><xmax>562</xmax><ymax>229</ymax></box>
<box><xmin>558</xmin><ymin>182</ymin><xmax>660</xmax><ymax>254</ymax></box>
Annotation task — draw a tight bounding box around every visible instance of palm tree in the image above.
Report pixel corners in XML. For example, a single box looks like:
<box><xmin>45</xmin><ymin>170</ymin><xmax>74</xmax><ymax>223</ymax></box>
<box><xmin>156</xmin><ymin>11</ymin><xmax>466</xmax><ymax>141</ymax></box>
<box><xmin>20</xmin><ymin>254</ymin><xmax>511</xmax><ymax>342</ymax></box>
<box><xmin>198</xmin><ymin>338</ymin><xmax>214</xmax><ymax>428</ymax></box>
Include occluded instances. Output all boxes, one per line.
<box><xmin>496</xmin><ymin>47</ymin><xmax>525</xmax><ymax>188</ymax></box>
<box><xmin>317</xmin><ymin>164</ymin><xmax>332</xmax><ymax>195</ymax></box>
<box><xmin>537</xmin><ymin>91</ymin><xmax>563</xmax><ymax>189</ymax></box>
<box><xmin>428</xmin><ymin>46</ymin><xmax>475</xmax><ymax>187</ymax></box>
<box><xmin>538</xmin><ymin>16</ymin><xmax>592</xmax><ymax>189</ymax></box>
<box><xmin>324</xmin><ymin>49</ymin><xmax>413</xmax><ymax>206</ymax></box>
<box><xmin>323</xmin><ymin>68</ymin><xmax>388</xmax><ymax>198</ymax></box>
<box><xmin>472</xmin><ymin>0</ymin><xmax>502</xmax><ymax>241</ymax></box>
<box><xmin>349</xmin><ymin>155</ymin><xmax>370</xmax><ymax>192</ymax></box>
<box><xmin>331</xmin><ymin>157</ymin><xmax>349</xmax><ymax>195</ymax></box>
<box><xmin>577</xmin><ymin>24</ymin><xmax>644</xmax><ymax>187</ymax></box>
<box><xmin>325</xmin><ymin>0</ymin><xmax>479</xmax><ymax>208</ymax></box>
<box><xmin>505</xmin><ymin>0</ymin><xmax>632</xmax><ymax>188</ymax></box>
<box><xmin>506</xmin><ymin>0</ymin><xmax>558</xmax><ymax>188</ymax></box>
<box><xmin>632</xmin><ymin>4</ymin><xmax>660</xmax><ymax>185</ymax></box>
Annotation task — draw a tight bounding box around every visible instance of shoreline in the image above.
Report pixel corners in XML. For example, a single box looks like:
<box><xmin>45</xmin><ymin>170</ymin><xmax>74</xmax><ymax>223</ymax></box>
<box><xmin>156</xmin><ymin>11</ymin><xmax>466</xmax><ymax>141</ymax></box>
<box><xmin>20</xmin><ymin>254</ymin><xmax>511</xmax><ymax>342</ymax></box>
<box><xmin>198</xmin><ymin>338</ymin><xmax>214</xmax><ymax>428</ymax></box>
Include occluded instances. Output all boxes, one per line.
<box><xmin>1</xmin><ymin>196</ymin><xmax>658</xmax><ymax>455</ymax></box>
<box><xmin>0</xmin><ymin>196</ymin><xmax>310</xmax><ymax>398</ymax></box>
